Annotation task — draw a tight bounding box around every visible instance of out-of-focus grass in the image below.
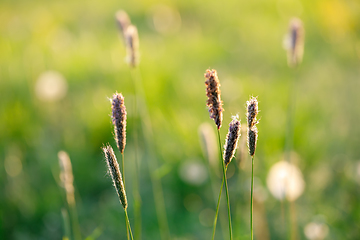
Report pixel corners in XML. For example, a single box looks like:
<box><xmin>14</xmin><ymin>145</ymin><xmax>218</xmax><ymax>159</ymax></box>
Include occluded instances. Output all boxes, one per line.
<box><xmin>1</xmin><ymin>0</ymin><xmax>360</xmax><ymax>239</ymax></box>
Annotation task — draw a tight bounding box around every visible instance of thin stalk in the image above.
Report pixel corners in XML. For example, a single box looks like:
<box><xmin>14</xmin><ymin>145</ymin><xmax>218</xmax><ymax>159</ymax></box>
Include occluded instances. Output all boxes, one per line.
<box><xmin>69</xmin><ymin>199</ymin><xmax>81</xmax><ymax>240</ymax></box>
<box><xmin>61</xmin><ymin>208</ymin><xmax>71</xmax><ymax>240</ymax></box>
<box><xmin>206</xmin><ymin>150</ymin><xmax>228</xmax><ymax>240</ymax></box>
<box><xmin>280</xmin><ymin>199</ymin><xmax>285</xmax><ymax>239</ymax></box>
<box><xmin>285</xmin><ymin>69</ymin><xmax>297</xmax><ymax>162</ymax></box>
<box><xmin>284</xmin><ymin>68</ymin><xmax>299</xmax><ymax>240</ymax></box>
<box><xmin>290</xmin><ymin>201</ymin><xmax>298</xmax><ymax>240</ymax></box>
<box><xmin>217</xmin><ymin>129</ymin><xmax>233</xmax><ymax>240</ymax></box>
<box><xmin>133</xmin><ymin>157</ymin><xmax>142</xmax><ymax>240</ymax></box>
<box><xmin>250</xmin><ymin>156</ymin><xmax>254</xmax><ymax>240</ymax></box>
<box><xmin>122</xmin><ymin>153</ymin><xmax>130</xmax><ymax>240</ymax></box>
<box><xmin>125</xmin><ymin>213</ymin><xmax>130</xmax><ymax>240</ymax></box>
<box><xmin>121</xmin><ymin>153</ymin><xmax>126</xmax><ymax>185</ymax></box>
<box><xmin>125</xmin><ymin>209</ymin><xmax>134</xmax><ymax>240</ymax></box>
<box><xmin>131</xmin><ymin>72</ymin><xmax>142</xmax><ymax>240</ymax></box>
<box><xmin>131</xmin><ymin>68</ymin><xmax>170</xmax><ymax>240</ymax></box>
<box><xmin>211</xmin><ymin>176</ymin><xmax>224</xmax><ymax>240</ymax></box>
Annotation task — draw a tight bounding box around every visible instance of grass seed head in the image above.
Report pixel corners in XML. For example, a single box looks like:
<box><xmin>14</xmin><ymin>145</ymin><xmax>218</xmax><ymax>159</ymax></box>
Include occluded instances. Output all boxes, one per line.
<box><xmin>115</xmin><ymin>10</ymin><xmax>131</xmax><ymax>39</ymax></box>
<box><xmin>125</xmin><ymin>25</ymin><xmax>140</xmax><ymax>68</ymax></box>
<box><xmin>246</xmin><ymin>96</ymin><xmax>258</xmax><ymax>129</ymax></box>
<box><xmin>204</xmin><ymin>69</ymin><xmax>224</xmax><ymax>129</ymax></box>
<box><xmin>103</xmin><ymin>144</ymin><xmax>128</xmax><ymax>209</ymax></box>
<box><xmin>285</xmin><ymin>17</ymin><xmax>304</xmax><ymax>68</ymax></box>
<box><xmin>111</xmin><ymin>93</ymin><xmax>127</xmax><ymax>153</ymax></box>
<box><xmin>223</xmin><ymin>115</ymin><xmax>241</xmax><ymax>167</ymax></box>
<box><xmin>248</xmin><ymin>126</ymin><xmax>258</xmax><ymax>157</ymax></box>
<box><xmin>58</xmin><ymin>151</ymin><xmax>75</xmax><ymax>206</ymax></box>
<box><xmin>246</xmin><ymin>96</ymin><xmax>259</xmax><ymax>157</ymax></box>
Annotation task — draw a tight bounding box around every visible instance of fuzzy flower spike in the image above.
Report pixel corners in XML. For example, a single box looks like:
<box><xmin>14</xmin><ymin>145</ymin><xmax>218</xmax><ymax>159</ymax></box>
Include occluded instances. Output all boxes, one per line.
<box><xmin>125</xmin><ymin>25</ymin><xmax>140</xmax><ymax>68</ymax></box>
<box><xmin>247</xmin><ymin>97</ymin><xmax>259</xmax><ymax>129</ymax></box>
<box><xmin>111</xmin><ymin>92</ymin><xmax>127</xmax><ymax>154</ymax></box>
<box><xmin>204</xmin><ymin>69</ymin><xmax>224</xmax><ymax>129</ymax></box>
<box><xmin>103</xmin><ymin>144</ymin><xmax>128</xmax><ymax>209</ymax></box>
<box><xmin>248</xmin><ymin>127</ymin><xmax>258</xmax><ymax>157</ymax></box>
<box><xmin>223</xmin><ymin>115</ymin><xmax>241</xmax><ymax>167</ymax></box>
<box><xmin>115</xmin><ymin>10</ymin><xmax>131</xmax><ymax>39</ymax></box>
<box><xmin>285</xmin><ymin>18</ymin><xmax>304</xmax><ymax>68</ymax></box>
<box><xmin>246</xmin><ymin>97</ymin><xmax>259</xmax><ymax>157</ymax></box>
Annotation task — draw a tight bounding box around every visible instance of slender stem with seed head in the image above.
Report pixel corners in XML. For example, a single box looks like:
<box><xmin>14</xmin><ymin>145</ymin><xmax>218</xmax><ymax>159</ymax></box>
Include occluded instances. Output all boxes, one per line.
<box><xmin>247</xmin><ymin>97</ymin><xmax>259</xmax><ymax>240</ymax></box>
<box><xmin>216</xmin><ymin>129</ymin><xmax>233</xmax><ymax>240</ymax></box>
<box><xmin>58</xmin><ymin>151</ymin><xmax>81</xmax><ymax>240</ymax></box>
<box><xmin>250</xmin><ymin>156</ymin><xmax>254</xmax><ymax>240</ymax></box>
<box><xmin>131</xmin><ymin>69</ymin><xmax>142</xmax><ymax>240</ymax></box>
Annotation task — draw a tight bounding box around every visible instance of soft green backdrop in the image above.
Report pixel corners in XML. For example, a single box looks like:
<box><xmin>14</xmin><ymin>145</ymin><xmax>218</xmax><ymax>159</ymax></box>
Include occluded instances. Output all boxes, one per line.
<box><xmin>1</xmin><ymin>0</ymin><xmax>360</xmax><ymax>239</ymax></box>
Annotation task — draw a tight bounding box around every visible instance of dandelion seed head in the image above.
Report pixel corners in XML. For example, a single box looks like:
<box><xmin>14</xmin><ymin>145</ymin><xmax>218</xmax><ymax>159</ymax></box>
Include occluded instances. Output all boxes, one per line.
<box><xmin>266</xmin><ymin>160</ymin><xmax>305</xmax><ymax>201</ymax></box>
<box><xmin>304</xmin><ymin>222</ymin><xmax>329</xmax><ymax>240</ymax></box>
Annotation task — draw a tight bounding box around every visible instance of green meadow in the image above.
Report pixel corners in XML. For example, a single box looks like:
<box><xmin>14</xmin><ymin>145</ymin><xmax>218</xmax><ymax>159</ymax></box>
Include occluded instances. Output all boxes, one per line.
<box><xmin>1</xmin><ymin>0</ymin><xmax>359</xmax><ymax>239</ymax></box>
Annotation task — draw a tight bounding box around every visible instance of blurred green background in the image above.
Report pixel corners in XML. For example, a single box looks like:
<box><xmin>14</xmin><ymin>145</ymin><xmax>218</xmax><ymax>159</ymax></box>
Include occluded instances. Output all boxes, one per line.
<box><xmin>1</xmin><ymin>0</ymin><xmax>360</xmax><ymax>239</ymax></box>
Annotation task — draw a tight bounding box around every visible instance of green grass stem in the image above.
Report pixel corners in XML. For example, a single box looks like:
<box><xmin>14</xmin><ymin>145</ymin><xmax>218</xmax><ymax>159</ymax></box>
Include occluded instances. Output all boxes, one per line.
<box><xmin>125</xmin><ymin>209</ymin><xmax>134</xmax><ymax>240</ymax></box>
<box><xmin>250</xmin><ymin>156</ymin><xmax>254</xmax><ymax>240</ymax></box>
<box><xmin>131</xmin><ymin>68</ymin><xmax>170</xmax><ymax>240</ymax></box>
<box><xmin>212</xmin><ymin>176</ymin><xmax>224</xmax><ymax>240</ymax></box>
<box><xmin>212</xmin><ymin>129</ymin><xmax>233</xmax><ymax>240</ymax></box>
<box><xmin>130</xmin><ymin>70</ymin><xmax>142</xmax><ymax>240</ymax></box>
<box><xmin>121</xmin><ymin>153</ymin><xmax>130</xmax><ymax>240</ymax></box>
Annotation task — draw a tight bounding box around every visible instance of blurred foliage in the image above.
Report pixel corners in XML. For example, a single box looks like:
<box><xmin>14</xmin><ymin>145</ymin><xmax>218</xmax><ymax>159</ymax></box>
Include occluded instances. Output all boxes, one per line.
<box><xmin>1</xmin><ymin>0</ymin><xmax>360</xmax><ymax>239</ymax></box>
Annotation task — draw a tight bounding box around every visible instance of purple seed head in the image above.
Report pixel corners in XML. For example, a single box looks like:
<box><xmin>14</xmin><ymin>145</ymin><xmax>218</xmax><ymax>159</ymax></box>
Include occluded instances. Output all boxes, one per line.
<box><xmin>246</xmin><ymin>96</ymin><xmax>259</xmax><ymax>157</ymax></box>
<box><xmin>103</xmin><ymin>144</ymin><xmax>128</xmax><ymax>209</ymax></box>
<box><xmin>115</xmin><ymin>10</ymin><xmax>131</xmax><ymax>39</ymax></box>
<box><xmin>204</xmin><ymin>69</ymin><xmax>224</xmax><ymax>129</ymax></box>
<box><xmin>287</xmin><ymin>18</ymin><xmax>304</xmax><ymax>68</ymax></box>
<box><xmin>125</xmin><ymin>25</ymin><xmax>140</xmax><ymax>68</ymax></box>
<box><xmin>223</xmin><ymin>115</ymin><xmax>241</xmax><ymax>167</ymax></box>
<box><xmin>247</xmin><ymin>127</ymin><xmax>258</xmax><ymax>157</ymax></box>
<box><xmin>246</xmin><ymin>97</ymin><xmax>258</xmax><ymax>129</ymax></box>
<box><xmin>111</xmin><ymin>93</ymin><xmax>127</xmax><ymax>153</ymax></box>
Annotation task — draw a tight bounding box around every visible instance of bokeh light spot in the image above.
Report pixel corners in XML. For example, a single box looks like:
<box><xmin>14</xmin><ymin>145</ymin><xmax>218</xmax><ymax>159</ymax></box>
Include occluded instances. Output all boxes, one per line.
<box><xmin>35</xmin><ymin>71</ymin><xmax>68</xmax><ymax>102</ymax></box>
